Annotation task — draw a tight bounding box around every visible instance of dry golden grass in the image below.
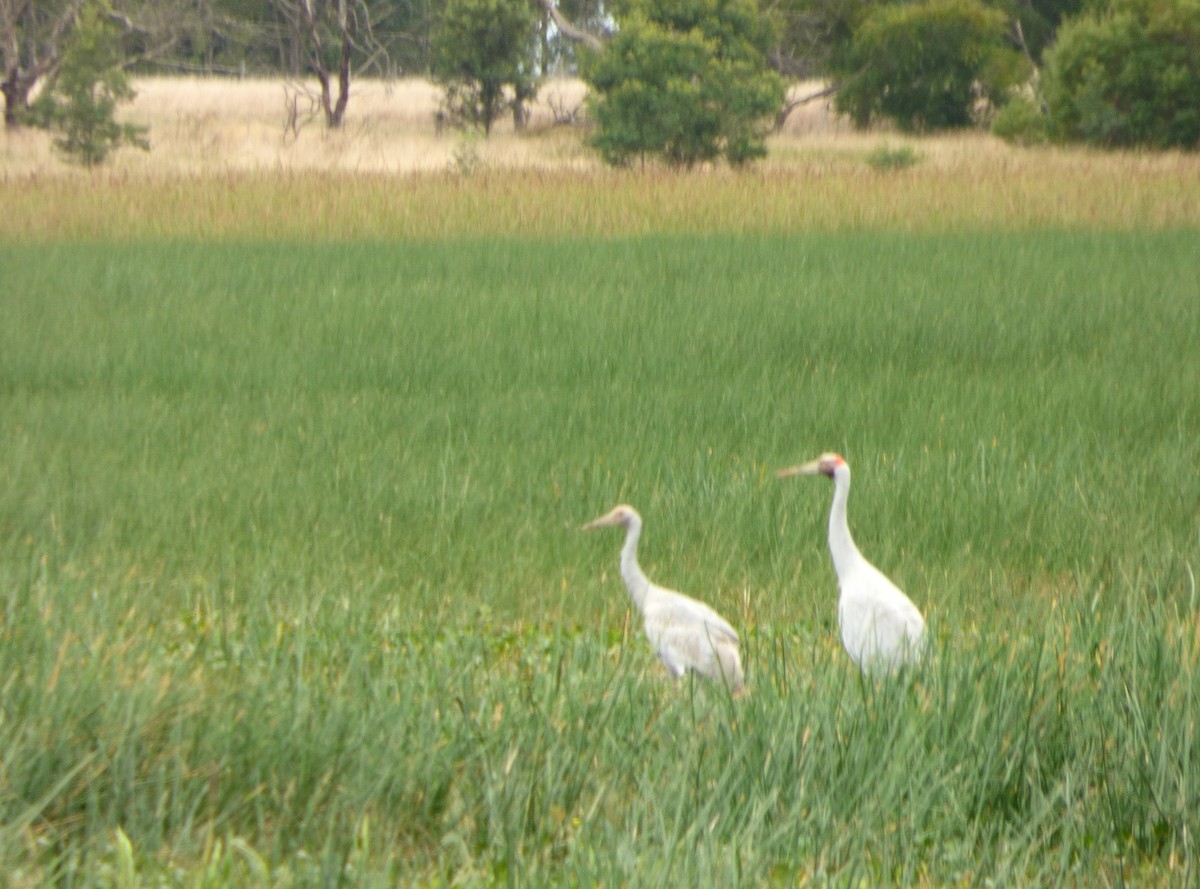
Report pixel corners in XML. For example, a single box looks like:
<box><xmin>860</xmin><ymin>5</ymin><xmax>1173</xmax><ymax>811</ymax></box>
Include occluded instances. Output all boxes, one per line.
<box><xmin>2</xmin><ymin>75</ymin><xmax>1199</xmax><ymax>239</ymax></box>
<box><xmin>2</xmin><ymin>76</ymin><xmax>601</xmax><ymax>176</ymax></box>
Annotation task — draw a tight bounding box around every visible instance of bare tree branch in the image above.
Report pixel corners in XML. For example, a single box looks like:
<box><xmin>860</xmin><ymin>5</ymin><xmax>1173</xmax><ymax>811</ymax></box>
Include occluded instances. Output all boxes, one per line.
<box><xmin>1011</xmin><ymin>18</ymin><xmax>1040</xmax><ymax>76</ymax></box>
<box><xmin>774</xmin><ymin>81</ymin><xmax>837</xmax><ymax>130</ymax></box>
<box><xmin>537</xmin><ymin>0</ymin><xmax>602</xmax><ymax>52</ymax></box>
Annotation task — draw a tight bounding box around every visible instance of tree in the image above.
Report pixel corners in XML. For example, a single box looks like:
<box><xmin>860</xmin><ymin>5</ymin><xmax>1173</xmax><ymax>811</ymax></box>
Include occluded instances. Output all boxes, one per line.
<box><xmin>31</xmin><ymin>0</ymin><xmax>147</xmax><ymax>165</ymax></box>
<box><xmin>1041</xmin><ymin>0</ymin><xmax>1200</xmax><ymax>148</ymax></box>
<box><xmin>431</xmin><ymin>0</ymin><xmax>539</xmax><ymax>135</ymax></box>
<box><xmin>584</xmin><ymin>0</ymin><xmax>786</xmax><ymax>167</ymax></box>
<box><xmin>833</xmin><ymin>0</ymin><xmax>1029</xmax><ymax>131</ymax></box>
<box><xmin>1</xmin><ymin>0</ymin><xmax>84</xmax><ymax>126</ymax></box>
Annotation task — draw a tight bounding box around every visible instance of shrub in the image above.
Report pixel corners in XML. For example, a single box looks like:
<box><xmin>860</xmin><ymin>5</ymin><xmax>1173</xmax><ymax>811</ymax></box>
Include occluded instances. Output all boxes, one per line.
<box><xmin>991</xmin><ymin>95</ymin><xmax>1053</xmax><ymax>144</ymax></box>
<box><xmin>865</xmin><ymin>143</ymin><xmax>922</xmax><ymax>169</ymax></box>
<box><xmin>1041</xmin><ymin>0</ymin><xmax>1200</xmax><ymax>149</ymax></box>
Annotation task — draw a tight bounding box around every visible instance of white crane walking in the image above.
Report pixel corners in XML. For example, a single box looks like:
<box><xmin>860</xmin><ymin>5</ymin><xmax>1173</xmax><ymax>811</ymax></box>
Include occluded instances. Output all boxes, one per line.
<box><xmin>776</xmin><ymin>453</ymin><xmax>926</xmax><ymax>673</ymax></box>
<box><xmin>583</xmin><ymin>505</ymin><xmax>745</xmax><ymax>694</ymax></box>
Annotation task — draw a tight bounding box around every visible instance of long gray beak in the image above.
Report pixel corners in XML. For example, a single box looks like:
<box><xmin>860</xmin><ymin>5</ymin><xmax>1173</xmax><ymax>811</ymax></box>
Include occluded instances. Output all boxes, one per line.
<box><xmin>776</xmin><ymin>459</ymin><xmax>822</xmax><ymax>479</ymax></box>
<box><xmin>582</xmin><ymin>511</ymin><xmax>616</xmax><ymax>531</ymax></box>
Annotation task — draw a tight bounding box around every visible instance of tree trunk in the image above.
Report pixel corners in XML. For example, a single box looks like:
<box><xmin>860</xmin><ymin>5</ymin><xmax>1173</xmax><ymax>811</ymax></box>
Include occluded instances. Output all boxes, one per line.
<box><xmin>300</xmin><ymin>1</ymin><xmax>351</xmax><ymax>129</ymax></box>
<box><xmin>310</xmin><ymin>35</ymin><xmax>350</xmax><ymax>128</ymax></box>
<box><xmin>314</xmin><ymin>64</ymin><xmax>333</xmax><ymax>126</ymax></box>
<box><xmin>3</xmin><ymin>65</ymin><xmax>42</xmax><ymax>128</ymax></box>
<box><xmin>2</xmin><ymin>69</ymin><xmax>25</xmax><ymax>126</ymax></box>
<box><xmin>285</xmin><ymin>16</ymin><xmax>302</xmax><ymax>76</ymax></box>
<box><xmin>329</xmin><ymin>33</ymin><xmax>350</xmax><ymax>127</ymax></box>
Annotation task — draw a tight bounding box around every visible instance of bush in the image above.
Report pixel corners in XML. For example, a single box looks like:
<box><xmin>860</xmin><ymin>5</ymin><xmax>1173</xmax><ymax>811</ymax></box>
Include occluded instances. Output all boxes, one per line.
<box><xmin>31</xmin><ymin>0</ymin><xmax>149</xmax><ymax>167</ymax></box>
<box><xmin>991</xmin><ymin>95</ymin><xmax>1052</xmax><ymax>145</ymax></box>
<box><xmin>865</xmin><ymin>143</ymin><xmax>922</xmax><ymax>169</ymax></box>
<box><xmin>1041</xmin><ymin>0</ymin><xmax>1200</xmax><ymax>149</ymax></box>
<box><xmin>834</xmin><ymin>0</ymin><xmax>1029</xmax><ymax>132</ymax></box>
<box><xmin>584</xmin><ymin>0</ymin><xmax>786</xmax><ymax>167</ymax></box>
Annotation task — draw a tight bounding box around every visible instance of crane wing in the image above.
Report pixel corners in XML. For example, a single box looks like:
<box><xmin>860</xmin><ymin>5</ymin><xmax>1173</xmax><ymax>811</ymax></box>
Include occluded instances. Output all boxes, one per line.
<box><xmin>638</xmin><ymin>585</ymin><xmax>742</xmax><ymax>684</ymax></box>
<box><xmin>643</xmin><ymin>587</ymin><xmax>739</xmax><ymax>644</ymax></box>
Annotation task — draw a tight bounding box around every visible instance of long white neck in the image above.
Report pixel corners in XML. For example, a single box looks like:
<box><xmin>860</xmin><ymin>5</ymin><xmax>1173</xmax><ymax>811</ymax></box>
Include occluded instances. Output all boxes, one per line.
<box><xmin>619</xmin><ymin>516</ymin><xmax>651</xmax><ymax>611</ymax></box>
<box><xmin>827</xmin><ymin>464</ymin><xmax>865</xmax><ymax>581</ymax></box>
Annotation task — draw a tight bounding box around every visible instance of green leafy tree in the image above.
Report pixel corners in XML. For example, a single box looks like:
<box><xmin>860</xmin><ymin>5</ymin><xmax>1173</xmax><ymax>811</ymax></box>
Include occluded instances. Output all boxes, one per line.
<box><xmin>31</xmin><ymin>0</ymin><xmax>147</xmax><ymax>165</ymax></box>
<box><xmin>1041</xmin><ymin>0</ymin><xmax>1200</xmax><ymax>149</ymax></box>
<box><xmin>584</xmin><ymin>0</ymin><xmax>786</xmax><ymax>167</ymax></box>
<box><xmin>833</xmin><ymin>0</ymin><xmax>1028</xmax><ymax>131</ymax></box>
<box><xmin>432</xmin><ymin>0</ymin><xmax>539</xmax><ymax>135</ymax></box>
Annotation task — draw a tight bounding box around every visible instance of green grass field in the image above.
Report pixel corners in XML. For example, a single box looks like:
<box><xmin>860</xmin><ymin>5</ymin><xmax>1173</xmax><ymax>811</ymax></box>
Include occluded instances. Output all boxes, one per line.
<box><xmin>2</xmin><ymin>231</ymin><xmax>1198</xmax><ymax>885</ymax></box>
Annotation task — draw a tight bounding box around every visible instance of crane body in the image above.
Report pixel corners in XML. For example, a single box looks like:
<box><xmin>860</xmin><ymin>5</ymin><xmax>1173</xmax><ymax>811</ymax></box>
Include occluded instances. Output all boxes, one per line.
<box><xmin>777</xmin><ymin>453</ymin><xmax>926</xmax><ymax>673</ymax></box>
<box><xmin>584</xmin><ymin>505</ymin><xmax>744</xmax><ymax>694</ymax></box>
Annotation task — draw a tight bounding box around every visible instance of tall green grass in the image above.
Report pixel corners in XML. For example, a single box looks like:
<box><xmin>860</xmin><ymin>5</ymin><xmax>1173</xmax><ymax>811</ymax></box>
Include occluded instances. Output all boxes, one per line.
<box><xmin>1</xmin><ymin>233</ymin><xmax>1198</xmax><ymax>885</ymax></box>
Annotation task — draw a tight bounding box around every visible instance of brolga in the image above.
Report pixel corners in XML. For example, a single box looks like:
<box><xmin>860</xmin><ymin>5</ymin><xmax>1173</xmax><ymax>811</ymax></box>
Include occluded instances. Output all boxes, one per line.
<box><xmin>583</xmin><ymin>505</ymin><xmax>745</xmax><ymax>695</ymax></box>
<box><xmin>776</xmin><ymin>453</ymin><xmax>926</xmax><ymax>673</ymax></box>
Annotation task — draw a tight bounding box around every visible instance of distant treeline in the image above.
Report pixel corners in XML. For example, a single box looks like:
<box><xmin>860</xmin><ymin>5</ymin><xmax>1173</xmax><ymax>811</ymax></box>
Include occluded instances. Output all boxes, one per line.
<box><xmin>122</xmin><ymin>0</ymin><xmax>604</xmax><ymax>78</ymax></box>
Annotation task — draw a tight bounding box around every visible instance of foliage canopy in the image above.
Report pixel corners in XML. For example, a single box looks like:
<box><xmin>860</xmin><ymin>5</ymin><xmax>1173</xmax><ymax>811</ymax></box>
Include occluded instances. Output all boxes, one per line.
<box><xmin>1041</xmin><ymin>0</ymin><xmax>1200</xmax><ymax>148</ymax></box>
<box><xmin>833</xmin><ymin>0</ymin><xmax>1029</xmax><ymax>131</ymax></box>
<box><xmin>584</xmin><ymin>0</ymin><xmax>786</xmax><ymax>167</ymax></box>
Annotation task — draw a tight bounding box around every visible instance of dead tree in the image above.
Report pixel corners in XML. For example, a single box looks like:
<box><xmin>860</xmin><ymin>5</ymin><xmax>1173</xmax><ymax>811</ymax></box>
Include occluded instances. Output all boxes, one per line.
<box><xmin>269</xmin><ymin>0</ymin><xmax>386</xmax><ymax>129</ymax></box>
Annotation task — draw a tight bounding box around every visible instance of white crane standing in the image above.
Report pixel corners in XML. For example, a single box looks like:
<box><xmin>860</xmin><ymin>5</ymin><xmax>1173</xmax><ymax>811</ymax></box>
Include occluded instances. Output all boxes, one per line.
<box><xmin>583</xmin><ymin>505</ymin><xmax>745</xmax><ymax>695</ymax></box>
<box><xmin>776</xmin><ymin>453</ymin><xmax>926</xmax><ymax>673</ymax></box>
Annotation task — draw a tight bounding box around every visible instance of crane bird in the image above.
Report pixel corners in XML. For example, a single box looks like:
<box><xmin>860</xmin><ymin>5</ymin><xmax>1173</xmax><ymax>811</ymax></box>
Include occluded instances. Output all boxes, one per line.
<box><xmin>583</xmin><ymin>505</ymin><xmax>744</xmax><ymax>695</ymax></box>
<box><xmin>776</xmin><ymin>453</ymin><xmax>926</xmax><ymax>673</ymax></box>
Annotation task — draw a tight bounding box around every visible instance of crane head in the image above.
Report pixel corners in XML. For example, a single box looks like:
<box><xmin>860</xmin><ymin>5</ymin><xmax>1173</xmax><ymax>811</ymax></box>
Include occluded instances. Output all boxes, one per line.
<box><xmin>776</xmin><ymin>452</ymin><xmax>847</xmax><ymax>479</ymax></box>
<box><xmin>582</xmin><ymin>504</ymin><xmax>640</xmax><ymax>531</ymax></box>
